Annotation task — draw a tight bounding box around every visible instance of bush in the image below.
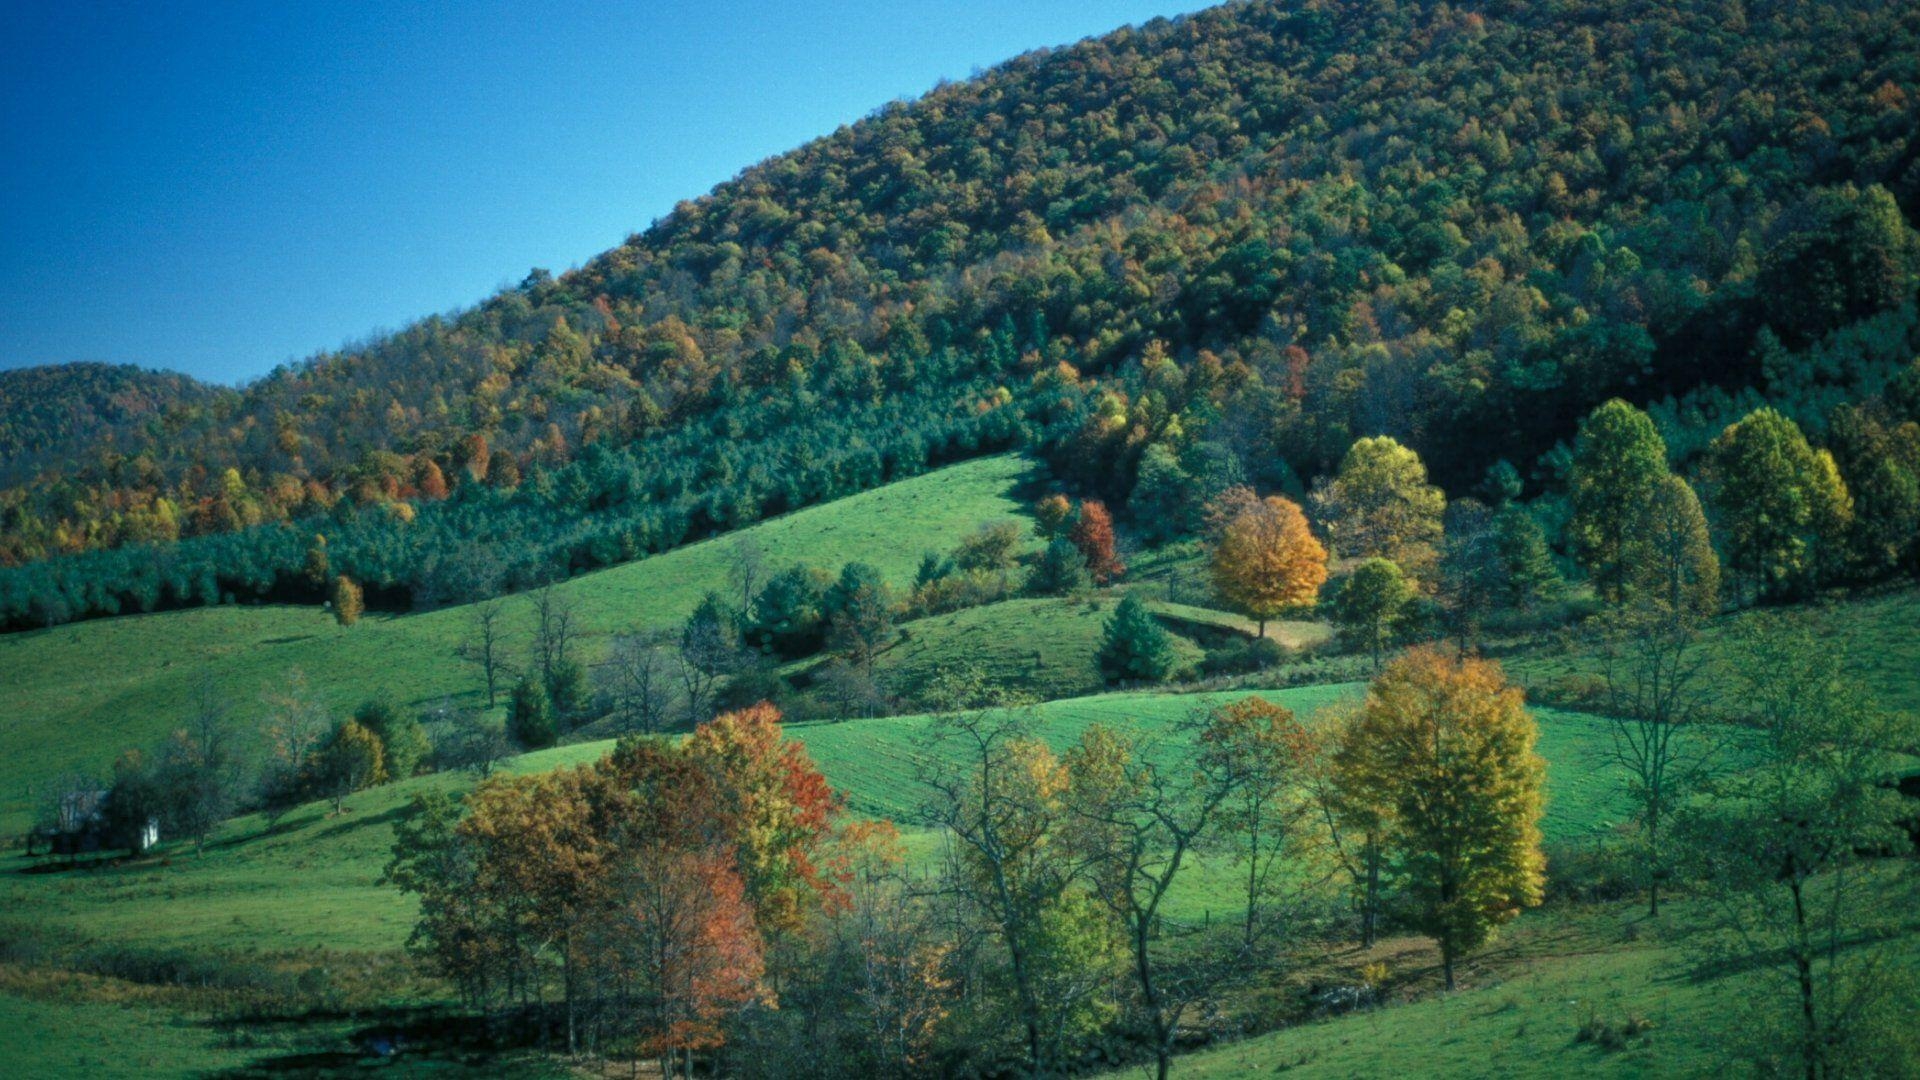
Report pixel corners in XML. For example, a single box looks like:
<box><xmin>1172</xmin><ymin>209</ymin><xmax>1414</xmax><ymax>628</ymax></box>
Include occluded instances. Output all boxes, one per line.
<box><xmin>1200</xmin><ymin>636</ymin><xmax>1287</xmax><ymax>676</ymax></box>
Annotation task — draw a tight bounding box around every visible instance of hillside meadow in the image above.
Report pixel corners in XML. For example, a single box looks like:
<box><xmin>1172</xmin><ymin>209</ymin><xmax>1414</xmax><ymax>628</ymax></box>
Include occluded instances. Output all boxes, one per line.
<box><xmin>0</xmin><ymin>454</ymin><xmax>1039</xmax><ymax>835</ymax></box>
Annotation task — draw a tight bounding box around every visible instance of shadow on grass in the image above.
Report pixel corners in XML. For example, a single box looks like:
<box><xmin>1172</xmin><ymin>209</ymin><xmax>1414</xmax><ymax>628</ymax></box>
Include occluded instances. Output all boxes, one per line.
<box><xmin>208</xmin><ymin>1004</ymin><xmax>551</xmax><ymax>1077</ymax></box>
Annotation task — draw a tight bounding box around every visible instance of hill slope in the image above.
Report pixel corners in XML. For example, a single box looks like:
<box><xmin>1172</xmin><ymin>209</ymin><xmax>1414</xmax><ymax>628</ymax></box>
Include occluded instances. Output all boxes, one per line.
<box><xmin>6</xmin><ymin>0</ymin><xmax>1919</xmax><ymax>628</ymax></box>
<box><xmin>0</xmin><ymin>454</ymin><xmax>1036</xmax><ymax>834</ymax></box>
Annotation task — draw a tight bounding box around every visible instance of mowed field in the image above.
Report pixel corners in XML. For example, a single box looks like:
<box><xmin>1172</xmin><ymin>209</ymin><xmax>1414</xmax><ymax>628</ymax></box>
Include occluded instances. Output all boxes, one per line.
<box><xmin>0</xmin><ymin>454</ymin><xmax>1040</xmax><ymax>835</ymax></box>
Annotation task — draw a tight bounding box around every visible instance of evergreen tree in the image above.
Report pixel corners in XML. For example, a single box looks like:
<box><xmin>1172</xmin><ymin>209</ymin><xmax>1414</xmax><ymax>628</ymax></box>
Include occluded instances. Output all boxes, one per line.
<box><xmin>1097</xmin><ymin>594</ymin><xmax>1178</xmax><ymax>683</ymax></box>
<box><xmin>1030</xmin><ymin>536</ymin><xmax>1092</xmax><ymax>596</ymax></box>
<box><xmin>507</xmin><ymin>676</ymin><xmax>558</xmax><ymax>749</ymax></box>
<box><xmin>1490</xmin><ymin>504</ymin><xmax>1561</xmax><ymax>609</ymax></box>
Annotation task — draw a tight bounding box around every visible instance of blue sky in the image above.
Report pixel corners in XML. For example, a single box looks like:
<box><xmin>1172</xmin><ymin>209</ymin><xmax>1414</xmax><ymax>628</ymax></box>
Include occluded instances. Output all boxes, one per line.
<box><xmin>0</xmin><ymin>1</ymin><xmax>1207</xmax><ymax>385</ymax></box>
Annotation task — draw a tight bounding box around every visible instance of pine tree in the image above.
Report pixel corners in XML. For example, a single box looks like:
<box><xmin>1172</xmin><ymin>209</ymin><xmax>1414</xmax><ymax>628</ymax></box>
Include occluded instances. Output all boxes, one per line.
<box><xmin>507</xmin><ymin>676</ymin><xmax>557</xmax><ymax>749</ymax></box>
<box><xmin>1097</xmin><ymin>594</ymin><xmax>1178</xmax><ymax>683</ymax></box>
<box><xmin>1030</xmin><ymin>537</ymin><xmax>1092</xmax><ymax>595</ymax></box>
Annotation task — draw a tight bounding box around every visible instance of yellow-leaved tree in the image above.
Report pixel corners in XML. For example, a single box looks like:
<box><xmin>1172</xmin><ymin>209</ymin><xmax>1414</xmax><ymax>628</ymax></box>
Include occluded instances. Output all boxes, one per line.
<box><xmin>1334</xmin><ymin>647</ymin><xmax>1546</xmax><ymax>989</ymax></box>
<box><xmin>1209</xmin><ymin>493</ymin><xmax>1328</xmax><ymax>638</ymax></box>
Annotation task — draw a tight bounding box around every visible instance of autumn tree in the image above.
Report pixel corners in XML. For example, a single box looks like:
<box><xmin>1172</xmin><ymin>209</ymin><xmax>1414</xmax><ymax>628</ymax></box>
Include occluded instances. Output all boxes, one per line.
<box><xmin>1309</xmin><ymin>436</ymin><xmax>1445</xmax><ymax>576</ymax></box>
<box><xmin>1330</xmin><ymin>558</ymin><xmax>1416</xmax><ymax>671</ymax></box>
<box><xmin>1209</xmin><ymin>494</ymin><xmax>1327</xmax><ymax>637</ymax></box>
<box><xmin>1315</xmin><ymin>704</ymin><xmax>1390</xmax><ymax>947</ymax></box>
<box><xmin>683</xmin><ymin>703</ymin><xmax>843</xmax><ymax>936</ymax></box>
<box><xmin>312</xmin><ymin>719</ymin><xmax>387</xmax><ymax>813</ymax></box>
<box><xmin>1708</xmin><ymin>407</ymin><xmax>1854</xmax><ymax>601</ymax></box>
<box><xmin>1068</xmin><ymin>499</ymin><xmax>1124</xmax><ymax>583</ymax></box>
<box><xmin>1033</xmin><ymin>493</ymin><xmax>1074</xmax><ymax>539</ymax></box>
<box><xmin>597</xmin><ymin>741</ymin><xmax>766</xmax><ymax>1076</ymax></box>
<box><xmin>1568</xmin><ymin>400</ymin><xmax>1669</xmax><ymax>600</ymax></box>
<box><xmin>1336</xmin><ymin>649</ymin><xmax>1546</xmax><ymax>988</ymax></box>
<box><xmin>331</xmin><ymin>574</ymin><xmax>364</xmax><ymax>626</ymax></box>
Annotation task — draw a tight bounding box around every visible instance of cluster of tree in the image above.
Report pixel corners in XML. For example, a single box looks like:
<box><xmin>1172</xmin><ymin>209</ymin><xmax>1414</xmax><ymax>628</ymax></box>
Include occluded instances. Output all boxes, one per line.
<box><xmin>30</xmin><ymin>673</ymin><xmax>516</xmax><ymax>863</ymax></box>
<box><xmin>7</xmin><ymin>0</ymin><xmax>1918</xmax><ymax>637</ymax></box>
<box><xmin>389</xmin><ymin>656</ymin><xmax>1550</xmax><ymax>1077</ymax></box>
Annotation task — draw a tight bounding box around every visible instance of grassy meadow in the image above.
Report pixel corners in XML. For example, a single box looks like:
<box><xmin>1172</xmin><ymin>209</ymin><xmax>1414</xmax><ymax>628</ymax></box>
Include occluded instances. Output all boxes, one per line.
<box><xmin>0</xmin><ymin>454</ymin><xmax>1040</xmax><ymax>835</ymax></box>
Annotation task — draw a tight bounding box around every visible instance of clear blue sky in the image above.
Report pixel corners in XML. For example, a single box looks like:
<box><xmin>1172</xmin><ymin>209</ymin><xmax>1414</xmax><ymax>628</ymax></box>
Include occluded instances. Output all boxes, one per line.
<box><xmin>0</xmin><ymin>1</ymin><xmax>1208</xmax><ymax>386</ymax></box>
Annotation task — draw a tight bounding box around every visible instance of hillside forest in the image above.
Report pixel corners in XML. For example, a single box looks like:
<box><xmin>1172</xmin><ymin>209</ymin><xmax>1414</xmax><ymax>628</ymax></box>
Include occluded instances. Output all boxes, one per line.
<box><xmin>6</xmin><ymin>1</ymin><xmax>1920</xmax><ymax>1079</ymax></box>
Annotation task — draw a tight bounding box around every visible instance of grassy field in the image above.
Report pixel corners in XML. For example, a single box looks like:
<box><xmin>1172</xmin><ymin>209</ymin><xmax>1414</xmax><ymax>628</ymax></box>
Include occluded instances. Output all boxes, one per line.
<box><xmin>866</xmin><ymin>595</ymin><xmax>1209</xmax><ymax>703</ymax></box>
<box><xmin>0</xmin><ymin>681</ymin><xmax>1689</xmax><ymax>959</ymax></box>
<box><xmin>0</xmin><ymin>454</ymin><xmax>1040</xmax><ymax>835</ymax></box>
<box><xmin>1508</xmin><ymin>585</ymin><xmax>1920</xmax><ymax>717</ymax></box>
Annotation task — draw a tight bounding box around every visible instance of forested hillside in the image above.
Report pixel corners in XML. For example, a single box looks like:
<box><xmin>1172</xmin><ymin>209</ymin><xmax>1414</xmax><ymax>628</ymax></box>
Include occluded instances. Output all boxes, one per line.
<box><xmin>5</xmin><ymin>0</ymin><xmax>1920</xmax><ymax>628</ymax></box>
<box><xmin>0</xmin><ymin>363</ymin><xmax>222</xmax><ymax>486</ymax></box>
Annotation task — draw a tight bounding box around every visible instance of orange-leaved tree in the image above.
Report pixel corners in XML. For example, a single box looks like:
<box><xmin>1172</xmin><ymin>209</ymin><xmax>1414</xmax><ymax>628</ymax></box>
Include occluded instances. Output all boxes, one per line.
<box><xmin>1209</xmin><ymin>494</ymin><xmax>1327</xmax><ymax>638</ymax></box>
<box><xmin>686</xmin><ymin>702</ymin><xmax>844</xmax><ymax>934</ymax></box>
<box><xmin>1068</xmin><ymin>498</ymin><xmax>1124</xmax><ymax>583</ymax></box>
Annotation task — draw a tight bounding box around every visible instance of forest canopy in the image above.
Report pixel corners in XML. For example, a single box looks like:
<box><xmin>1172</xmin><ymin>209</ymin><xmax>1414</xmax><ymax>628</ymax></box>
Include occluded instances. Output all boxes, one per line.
<box><xmin>4</xmin><ymin>0</ymin><xmax>1919</xmax><ymax>628</ymax></box>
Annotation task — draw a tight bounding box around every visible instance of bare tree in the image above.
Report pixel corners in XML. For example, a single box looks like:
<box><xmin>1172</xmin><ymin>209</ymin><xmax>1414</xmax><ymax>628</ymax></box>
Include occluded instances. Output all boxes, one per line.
<box><xmin>1064</xmin><ymin>720</ymin><xmax>1246</xmax><ymax>1080</ymax></box>
<box><xmin>728</xmin><ymin>534</ymin><xmax>767</xmax><ymax>620</ymax></box>
<box><xmin>531</xmin><ymin>586</ymin><xmax>578</xmax><ymax>687</ymax></box>
<box><xmin>601</xmin><ymin>630</ymin><xmax>679</xmax><ymax>735</ymax></box>
<box><xmin>459</xmin><ymin>598</ymin><xmax>513</xmax><ymax>708</ymax></box>
<box><xmin>1599</xmin><ymin>606</ymin><xmax>1717</xmax><ymax>916</ymax></box>
<box><xmin>426</xmin><ymin>698</ymin><xmax>513</xmax><ymax>777</ymax></box>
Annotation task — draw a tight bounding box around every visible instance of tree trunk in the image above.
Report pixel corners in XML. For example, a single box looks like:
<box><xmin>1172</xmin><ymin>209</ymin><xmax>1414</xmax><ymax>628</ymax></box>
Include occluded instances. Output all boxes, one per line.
<box><xmin>1790</xmin><ymin>876</ymin><xmax>1819</xmax><ymax>1080</ymax></box>
<box><xmin>1442</xmin><ymin>941</ymin><xmax>1455</xmax><ymax>992</ymax></box>
<box><xmin>1361</xmin><ymin>842</ymin><xmax>1380</xmax><ymax>948</ymax></box>
<box><xmin>1257</xmin><ymin>617</ymin><xmax>1267</xmax><ymax>639</ymax></box>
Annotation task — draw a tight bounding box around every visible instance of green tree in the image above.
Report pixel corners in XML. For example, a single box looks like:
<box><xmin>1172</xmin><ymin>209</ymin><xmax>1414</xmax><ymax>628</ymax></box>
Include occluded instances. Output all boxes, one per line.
<box><xmin>1680</xmin><ymin>618</ymin><xmax>1916</xmax><ymax>1078</ymax></box>
<box><xmin>356</xmin><ymin>697</ymin><xmax>431</xmax><ymax>779</ymax></box>
<box><xmin>1708</xmin><ymin>408</ymin><xmax>1853</xmax><ymax>600</ymax></box>
<box><xmin>1568</xmin><ymin>399</ymin><xmax>1669</xmax><ymax>600</ymax></box>
<box><xmin>1331</xmin><ymin>558</ymin><xmax>1416</xmax><ymax>671</ymax></box>
<box><xmin>507</xmin><ymin>676</ymin><xmax>558</xmax><ymax>749</ymax></box>
<box><xmin>749</xmin><ymin>564</ymin><xmax>832</xmax><ymax>657</ymax></box>
<box><xmin>1310</xmin><ymin>436</ymin><xmax>1445</xmax><ymax>575</ymax></box>
<box><xmin>1030</xmin><ymin>536</ymin><xmax>1091</xmax><ymax>595</ymax></box>
<box><xmin>1623</xmin><ymin>474</ymin><xmax>1719</xmax><ymax>624</ymax></box>
<box><xmin>1096</xmin><ymin>594</ymin><xmax>1178</xmax><ymax>683</ymax></box>
<box><xmin>826</xmin><ymin>562</ymin><xmax>896</xmax><ymax>673</ymax></box>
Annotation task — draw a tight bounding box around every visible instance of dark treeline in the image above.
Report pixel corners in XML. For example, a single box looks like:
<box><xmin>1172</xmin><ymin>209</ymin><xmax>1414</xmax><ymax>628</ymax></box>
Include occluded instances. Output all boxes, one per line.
<box><xmin>5</xmin><ymin>0</ymin><xmax>1920</xmax><ymax>629</ymax></box>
